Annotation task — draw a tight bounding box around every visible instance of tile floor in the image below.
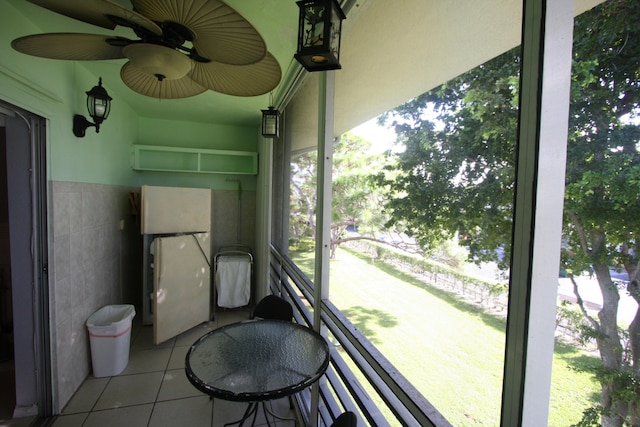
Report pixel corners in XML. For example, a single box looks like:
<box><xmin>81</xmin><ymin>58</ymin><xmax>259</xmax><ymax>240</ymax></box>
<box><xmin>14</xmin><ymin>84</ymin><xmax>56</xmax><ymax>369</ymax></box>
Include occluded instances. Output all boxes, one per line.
<box><xmin>51</xmin><ymin>308</ymin><xmax>299</xmax><ymax>427</ymax></box>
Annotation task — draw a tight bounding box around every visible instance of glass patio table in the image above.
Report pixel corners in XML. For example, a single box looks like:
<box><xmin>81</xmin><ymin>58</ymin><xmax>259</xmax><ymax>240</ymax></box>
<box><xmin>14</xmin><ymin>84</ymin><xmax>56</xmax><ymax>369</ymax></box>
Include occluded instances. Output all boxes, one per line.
<box><xmin>185</xmin><ymin>319</ymin><xmax>330</xmax><ymax>426</ymax></box>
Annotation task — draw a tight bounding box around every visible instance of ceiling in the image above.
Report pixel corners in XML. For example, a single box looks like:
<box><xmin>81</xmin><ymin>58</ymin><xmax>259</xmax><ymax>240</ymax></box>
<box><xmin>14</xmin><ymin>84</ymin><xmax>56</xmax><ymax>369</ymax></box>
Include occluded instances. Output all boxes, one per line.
<box><xmin>7</xmin><ymin>0</ymin><xmax>301</xmax><ymax>127</ymax></box>
<box><xmin>288</xmin><ymin>0</ymin><xmax>604</xmax><ymax>151</ymax></box>
<box><xmin>8</xmin><ymin>0</ymin><xmax>606</xmax><ymax>144</ymax></box>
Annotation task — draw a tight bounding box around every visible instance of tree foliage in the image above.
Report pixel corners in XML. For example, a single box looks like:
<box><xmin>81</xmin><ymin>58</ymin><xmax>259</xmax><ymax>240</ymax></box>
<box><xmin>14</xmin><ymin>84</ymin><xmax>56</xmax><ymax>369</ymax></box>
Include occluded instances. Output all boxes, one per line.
<box><xmin>377</xmin><ymin>49</ymin><xmax>520</xmax><ymax>269</ymax></box>
<box><xmin>377</xmin><ymin>1</ymin><xmax>640</xmax><ymax>425</ymax></box>
<box><xmin>290</xmin><ymin>132</ymin><xmax>390</xmax><ymax>255</ymax></box>
<box><xmin>290</xmin><ymin>150</ymin><xmax>317</xmax><ymax>241</ymax></box>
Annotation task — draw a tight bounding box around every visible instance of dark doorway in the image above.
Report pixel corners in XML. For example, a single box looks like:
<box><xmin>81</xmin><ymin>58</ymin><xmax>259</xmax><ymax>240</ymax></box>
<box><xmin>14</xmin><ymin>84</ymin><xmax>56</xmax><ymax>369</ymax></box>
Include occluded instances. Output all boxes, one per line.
<box><xmin>0</xmin><ymin>101</ymin><xmax>50</xmax><ymax>421</ymax></box>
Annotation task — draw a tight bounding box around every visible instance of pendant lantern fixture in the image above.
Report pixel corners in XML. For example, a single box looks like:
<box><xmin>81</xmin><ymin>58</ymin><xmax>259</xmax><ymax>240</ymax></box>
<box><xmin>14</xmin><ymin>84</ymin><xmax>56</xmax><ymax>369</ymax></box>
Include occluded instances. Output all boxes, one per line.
<box><xmin>261</xmin><ymin>93</ymin><xmax>280</xmax><ymax>138</ymax></box>
<box><xmin>294</xmin><ymin>0</ymin><xmax>346</xmax><ymax>72</ymax></box>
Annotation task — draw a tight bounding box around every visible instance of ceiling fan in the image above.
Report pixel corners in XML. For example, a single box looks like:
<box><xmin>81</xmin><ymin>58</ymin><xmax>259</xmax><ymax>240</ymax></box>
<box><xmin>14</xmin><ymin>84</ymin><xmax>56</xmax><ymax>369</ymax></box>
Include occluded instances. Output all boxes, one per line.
<box><xmin>11</xmin><ymin>0</ymin><xmax>282</xmax><ymax>99</ymax></box>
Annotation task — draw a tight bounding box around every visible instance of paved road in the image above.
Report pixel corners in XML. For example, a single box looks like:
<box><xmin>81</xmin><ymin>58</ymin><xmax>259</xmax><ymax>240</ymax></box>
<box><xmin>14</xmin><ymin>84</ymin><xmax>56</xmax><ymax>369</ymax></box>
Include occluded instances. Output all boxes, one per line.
<box><xmin>557</xmin><ymin>275</ymin><xmax>637</xmax><ymax>326</ymax></box>
<box><xmin>464</xmin><ymin>262</ymin><xmax>638</xmax><ymax>325</ymax></box>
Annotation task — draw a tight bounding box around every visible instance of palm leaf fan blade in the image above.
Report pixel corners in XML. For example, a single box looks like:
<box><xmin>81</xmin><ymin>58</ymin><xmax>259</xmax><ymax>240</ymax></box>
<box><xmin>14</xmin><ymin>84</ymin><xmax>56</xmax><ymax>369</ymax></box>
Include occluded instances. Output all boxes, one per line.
<box><xmin>189</xmin><ymin>52</ymin><xmax>281</xmax><ymax>97</ymax></box>
<box><xmin>26</xmin><ymin>0</ymin><xmax>162</xmax><ymax>35</ymax></box>
<box><xmin>12</xmin><ymin>34</ymin><xmax>125</xmax><ymax>60</ymax></box>
<box><xmin>132</xmin><ymin>0</ymin><xmax>266</xmax><ymax>65</ymax></box>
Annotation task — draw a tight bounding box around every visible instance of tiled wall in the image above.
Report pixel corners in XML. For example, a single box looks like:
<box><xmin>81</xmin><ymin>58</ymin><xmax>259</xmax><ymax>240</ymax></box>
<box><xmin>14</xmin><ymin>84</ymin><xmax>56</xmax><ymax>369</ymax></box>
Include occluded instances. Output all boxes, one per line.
<box><xmin>211</xmin><ymin>189</ymin><xmax>256</xmax><ymax>253</ymax></box>
<box><xmin>50</xmin><ymin>181</ymin><xmax>142</xmax><ymax>411</ymax></box>
<box><xmin>49</xmin><ymin>182</ymin><xmax>257</xmax><ymax>412</ymax></box>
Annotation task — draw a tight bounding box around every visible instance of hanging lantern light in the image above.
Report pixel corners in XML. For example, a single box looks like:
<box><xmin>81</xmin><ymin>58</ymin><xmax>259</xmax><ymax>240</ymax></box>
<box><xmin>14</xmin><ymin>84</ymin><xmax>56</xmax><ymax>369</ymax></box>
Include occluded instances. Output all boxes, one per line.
<box><xmin>261</xmin><ymin>100</ymin><xmax>279</xmax><ymax>138</ymax></box>
<box><xmin>73</xmin><ymin>77</ymin><xmax>112</xmax><ymax>137</ymax></box>
<box><xmin>294</xmin><ymin>0</ymin><xmax>346</xmax><ymax>72</ymax></box>
<box><xmin>261</xmin><ymin>92</ymin><xmax>279</xmax><ymax>138</ymax></box>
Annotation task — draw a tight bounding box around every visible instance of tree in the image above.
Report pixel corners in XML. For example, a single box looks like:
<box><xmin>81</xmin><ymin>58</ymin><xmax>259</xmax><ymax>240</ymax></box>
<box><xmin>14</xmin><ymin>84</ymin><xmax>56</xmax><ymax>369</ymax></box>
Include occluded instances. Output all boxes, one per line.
<box><xmin>290</xmin><ymin>150</ymin><xmax>317</xmax><ymax>242</ymax></box>
<box><xmin>290</xmin><ymin>132</ymin><xmax>391</xmax><ymax>256</ymax></box>
<box><xmin>377</xmin><ymin>52</ymin><xmax>520</xmax><ymax>269</ymax></box>
<box><xmin>376</xmin><ymin>1</ymin><xmax>640</xmax><ymax>426</ymax></box>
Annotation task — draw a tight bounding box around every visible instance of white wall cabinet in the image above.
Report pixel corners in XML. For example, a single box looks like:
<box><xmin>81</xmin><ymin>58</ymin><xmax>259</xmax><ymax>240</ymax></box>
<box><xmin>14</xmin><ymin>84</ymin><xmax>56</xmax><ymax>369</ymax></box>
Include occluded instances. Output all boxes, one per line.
<box><xmin>132</xmin><ymin>144</ymin><xmax>258</xmax><ymax>175</ymax></box>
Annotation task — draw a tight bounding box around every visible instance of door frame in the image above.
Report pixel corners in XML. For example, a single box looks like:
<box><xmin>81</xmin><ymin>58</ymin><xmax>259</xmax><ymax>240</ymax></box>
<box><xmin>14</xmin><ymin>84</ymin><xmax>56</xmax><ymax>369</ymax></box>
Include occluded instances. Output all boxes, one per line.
<box><xmin>1</xmin><ymin>100</ymin><xmax>52</xmax><ymax>418</ymax></box>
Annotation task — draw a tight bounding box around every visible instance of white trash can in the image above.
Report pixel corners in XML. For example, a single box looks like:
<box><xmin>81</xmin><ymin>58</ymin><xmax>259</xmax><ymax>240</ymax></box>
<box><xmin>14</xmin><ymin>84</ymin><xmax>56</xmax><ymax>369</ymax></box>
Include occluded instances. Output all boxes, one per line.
<box><xmin>86</xmin><ymin>305</ymin><xmax>136</xmax><ymax>378</ymax></box>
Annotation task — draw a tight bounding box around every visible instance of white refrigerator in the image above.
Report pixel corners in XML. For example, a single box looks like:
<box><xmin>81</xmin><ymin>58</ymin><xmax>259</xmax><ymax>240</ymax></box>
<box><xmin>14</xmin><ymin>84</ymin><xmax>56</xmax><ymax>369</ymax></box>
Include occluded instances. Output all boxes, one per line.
<box><xmin>140</xmin><ymin>185</ymin><xmax>212</xmax><ymax>345</ymax></box>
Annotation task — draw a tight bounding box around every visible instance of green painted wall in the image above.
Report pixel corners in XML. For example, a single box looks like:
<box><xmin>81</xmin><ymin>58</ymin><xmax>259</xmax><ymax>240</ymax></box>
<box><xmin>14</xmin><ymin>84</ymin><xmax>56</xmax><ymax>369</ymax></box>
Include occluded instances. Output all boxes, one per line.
<box><xmin>134</xmin><ymin>118</ymin><xmax>259</xmax><ymax>191</ymax></box>
<box><xmin>1</xmin><ymin>2</ymin><xmax>259</xmax><ymax>190</ymax></box>
<box><xmin>1</xmin><ymin>2</ymin><xmax>136</xmax><ymax>186</ymax></box>
<box><xmin>138</xmin><ymin>118</ymin><xmax>257</xmax><ymax>152</ymax></box>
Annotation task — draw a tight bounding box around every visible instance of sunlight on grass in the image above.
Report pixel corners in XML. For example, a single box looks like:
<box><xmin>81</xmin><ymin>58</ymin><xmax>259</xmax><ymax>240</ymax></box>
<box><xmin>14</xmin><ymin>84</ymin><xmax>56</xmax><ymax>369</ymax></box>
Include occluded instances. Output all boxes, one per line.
<box><xmin>292</xmin><ymin>247</ymin><xmax>600</xmax><ymax>426</ymax></box>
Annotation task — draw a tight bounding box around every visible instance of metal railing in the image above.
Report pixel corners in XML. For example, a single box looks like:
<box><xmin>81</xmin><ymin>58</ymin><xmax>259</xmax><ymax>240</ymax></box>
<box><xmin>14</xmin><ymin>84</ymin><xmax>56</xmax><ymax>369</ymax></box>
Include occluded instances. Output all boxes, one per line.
<box><xmin>269</xmin><ymin>245</ymin><xmax>452</xmax><ymax>427</ymax></box>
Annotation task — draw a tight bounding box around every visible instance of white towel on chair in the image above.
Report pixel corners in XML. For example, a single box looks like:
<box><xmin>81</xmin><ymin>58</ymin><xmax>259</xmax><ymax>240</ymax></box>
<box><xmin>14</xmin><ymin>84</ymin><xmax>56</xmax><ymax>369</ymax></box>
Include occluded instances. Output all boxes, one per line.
<box><xmin>216</xmin><ymin>257</ymin><xmax>251</xmax><ymax>308</ymax></box>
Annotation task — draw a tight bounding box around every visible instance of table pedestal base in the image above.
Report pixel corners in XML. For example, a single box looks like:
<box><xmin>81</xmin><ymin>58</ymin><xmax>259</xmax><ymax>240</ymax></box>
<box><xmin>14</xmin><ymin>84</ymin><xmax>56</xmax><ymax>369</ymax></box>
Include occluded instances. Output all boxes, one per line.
<box><xmin>224</xmin><ymin>400</ymin><xmax>298</xmax><ymax>427</ymax></box>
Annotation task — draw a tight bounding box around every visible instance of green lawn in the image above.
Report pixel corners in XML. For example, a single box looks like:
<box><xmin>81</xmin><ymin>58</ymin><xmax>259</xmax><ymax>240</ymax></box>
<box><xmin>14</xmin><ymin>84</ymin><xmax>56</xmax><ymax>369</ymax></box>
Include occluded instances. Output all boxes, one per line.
<box><xmin>292</xmin><ymin>248</ymin><xmax>600</xmax><ymax>426</ymax></box>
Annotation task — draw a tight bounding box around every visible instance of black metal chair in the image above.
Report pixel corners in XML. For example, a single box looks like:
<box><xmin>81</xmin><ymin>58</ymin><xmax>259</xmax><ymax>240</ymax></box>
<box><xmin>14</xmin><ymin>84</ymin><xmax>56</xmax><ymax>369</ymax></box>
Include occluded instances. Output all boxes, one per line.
<box><xmin>330</xmin><ymin>411</ymin><xmax>357</xmax><ymax>427</ymax></box>
<box><xmin>251</xmin><ymin>294</ymin><xmax>293</xmax><ymax>321</ymax></box>
<box><xmin>250</xmin><ymin>294</ymin><xmax>296</xmax><ymax>414</ymax></box>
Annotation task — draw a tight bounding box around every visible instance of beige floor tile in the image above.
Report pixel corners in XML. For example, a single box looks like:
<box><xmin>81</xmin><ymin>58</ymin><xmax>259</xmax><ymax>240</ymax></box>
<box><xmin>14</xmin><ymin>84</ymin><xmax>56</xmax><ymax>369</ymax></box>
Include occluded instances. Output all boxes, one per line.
<box><xmin>47</xmin><ymin>311</ymin><xmax>306</xmax><ymax>427</ymax></box>
<box><xmin>83</xmin><ymin>404</ymin><xmax>153</xmax><ymax>427</ymax></box>
<box><xmin>93</xmin><ymin>372</ymin><xmax>163</xmax><ymax>410</ymax></box>
<box><xmin>264</xmin><ymin>398</ymin><xmax>298</xmax><ymax>426</ymax></box>
<box><xmin>61</xmin><ymin>377</ymin><xmax>109</xmax><ymax>414</ymax></box>
<box><xmin>148</xmin><ymin>396</ymin><xmax>213</xmax><ymax>427</ymax></box>
<box><xmin>174</xmin><ymin>322</ymin><xmax>217</xmax><ymax>347</ymax></box>
<box><xmin>157</xmin><ymin>369</ymin><xmax>204</xmax><ymax>401</ymax></box>
<box><xmin>213</xmin><ymin>398</ymin><xmax>298</xmax><ymax>427</ymax></box>
<box><xmin>212</xmin><ymin>399</ymin><xmax>256</xmax><ymax>426</ymax></box>
<box><xmin>131</xmin><ymin>326</ymin><xmax>175</xmax><ymax>351</ymax></box>
<box><xmin>167</xmin><ymin>345</ymin><xmax>189</xmax><ymax>370</ymax></box>
<box><xmin>0</xmin><ymin>416</ymin><xmax>37</xmax><ymax>427</ymax></box>
<box><xmin>210</xmin><ymin>397</ymin><xmax>298</xmax><ymax>427</ymax></box>
<box><xmin>120</xmin><ymin>347</ymin><xmax>172</xmax><ymax>375</ymax></box>
<box><xmin>51</xmin><ymin>412</ymin><xmax>88</xmax><ymax>427</ymax></box>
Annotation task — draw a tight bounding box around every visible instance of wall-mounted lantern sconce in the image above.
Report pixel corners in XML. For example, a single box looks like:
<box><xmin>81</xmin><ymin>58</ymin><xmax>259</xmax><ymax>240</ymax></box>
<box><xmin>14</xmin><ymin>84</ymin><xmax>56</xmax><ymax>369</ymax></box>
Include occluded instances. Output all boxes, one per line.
<box><xmin>73</xmin><ymin>77</ymin><xmax>112</xmax><ymax>137</ymax></box>
<box><xmin>294</xmin><ymin>0</ymin><xmax>346</xmax><ymax>72</ymax></box>
<box><xmin>261</xmin><ymin>105</ymin><xmax>279</xmax><ymax>138</ymax></box>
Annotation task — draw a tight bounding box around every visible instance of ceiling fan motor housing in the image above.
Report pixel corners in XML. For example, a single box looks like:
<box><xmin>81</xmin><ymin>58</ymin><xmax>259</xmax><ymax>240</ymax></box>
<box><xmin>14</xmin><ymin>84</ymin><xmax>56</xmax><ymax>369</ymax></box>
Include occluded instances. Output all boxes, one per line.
<box><xmin>123</xmin><ymin>43</ymin><xmax>192</xmax><ymax>81</ymax></box>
